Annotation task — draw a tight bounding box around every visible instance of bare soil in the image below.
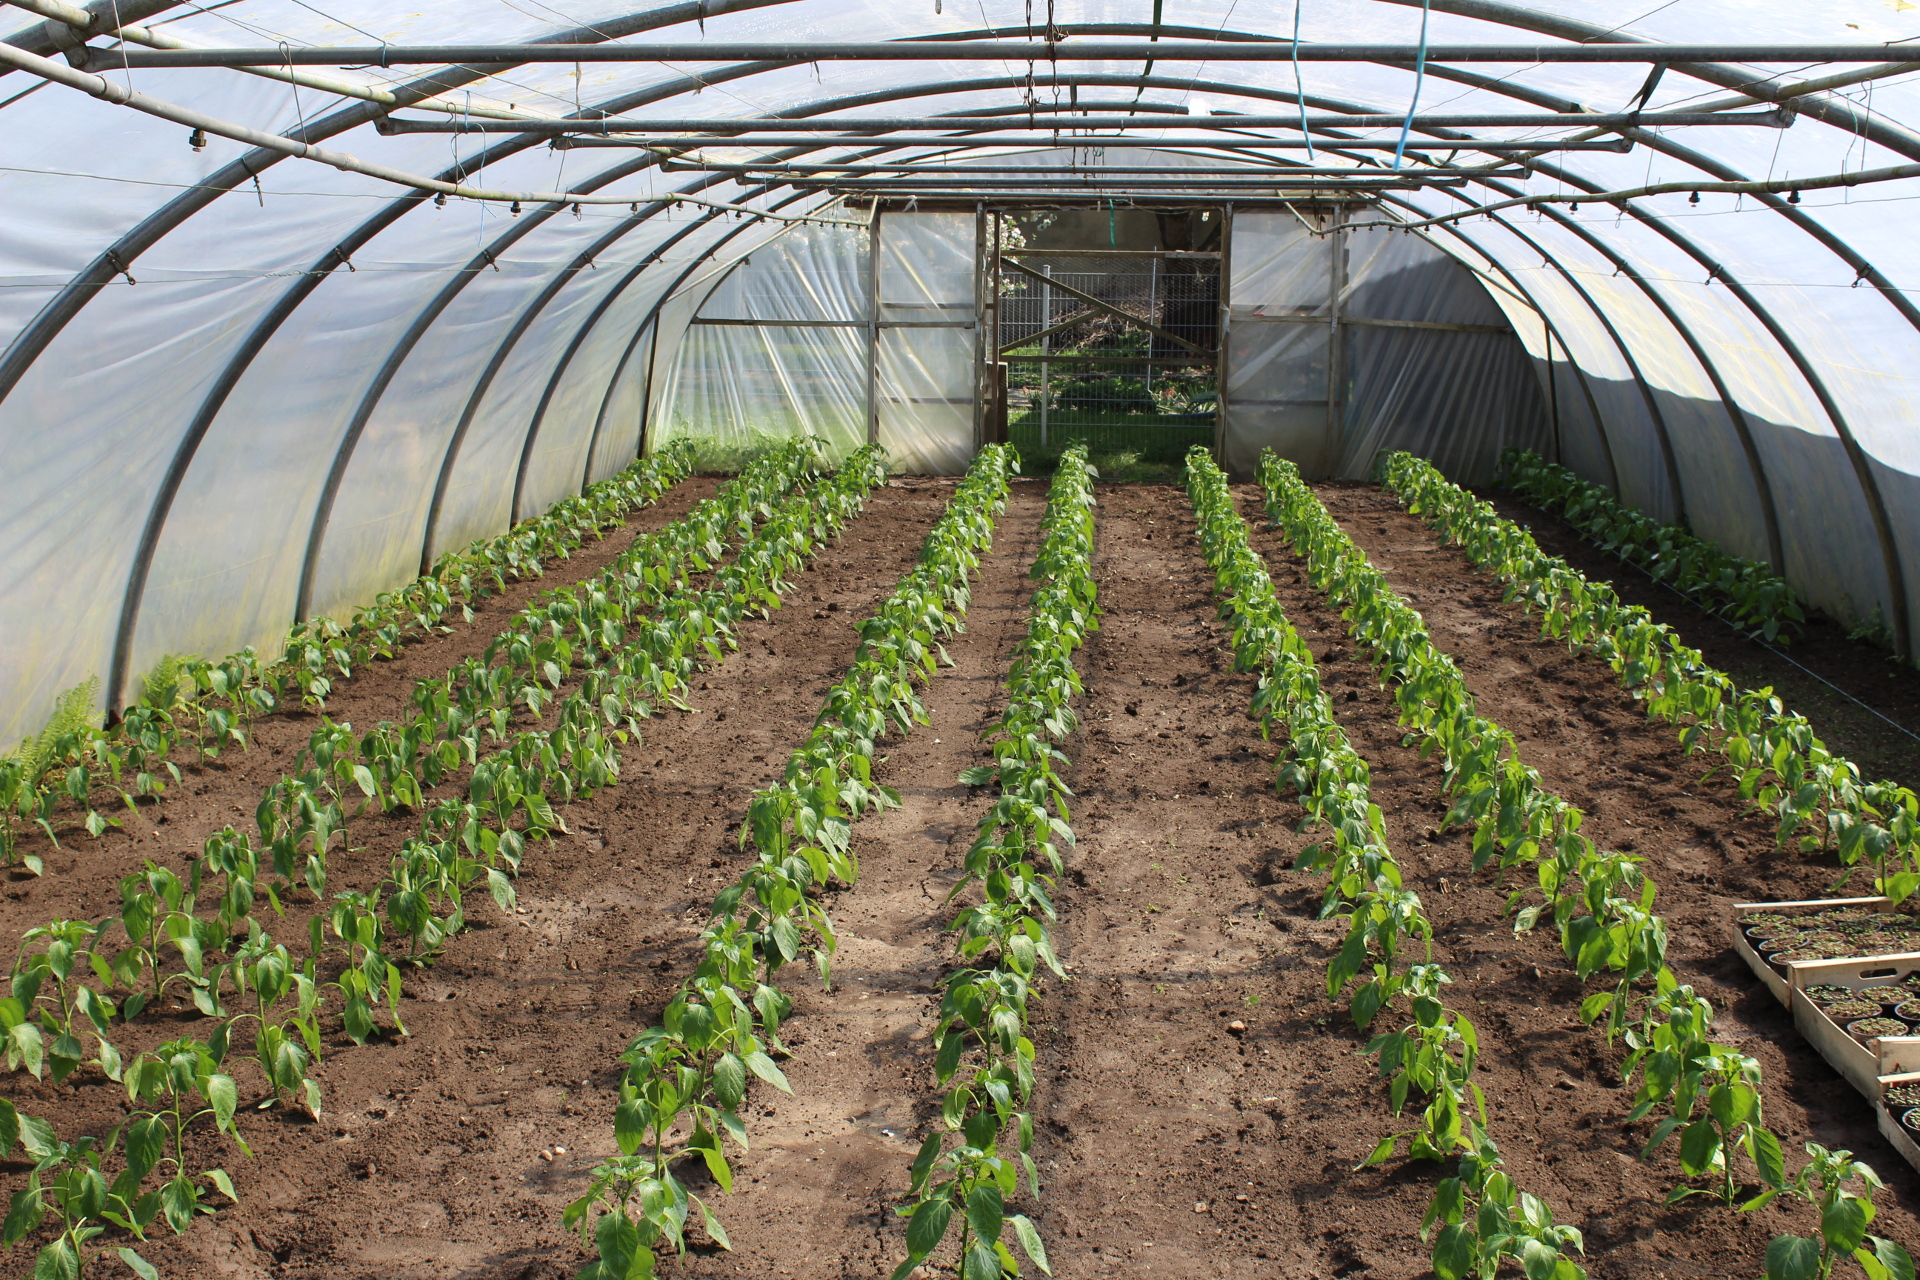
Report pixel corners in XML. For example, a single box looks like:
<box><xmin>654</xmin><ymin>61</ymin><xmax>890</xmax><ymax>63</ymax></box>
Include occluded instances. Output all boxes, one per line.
<box><xmin>1474</xmin><ymin>485</ymin><xmax>1920</xmax><ymax>793</ymax></box>
<box><xmin>6</xmin><ymin>476</ymin><xmax>1920</xmax><ymax>1280</ymax></box>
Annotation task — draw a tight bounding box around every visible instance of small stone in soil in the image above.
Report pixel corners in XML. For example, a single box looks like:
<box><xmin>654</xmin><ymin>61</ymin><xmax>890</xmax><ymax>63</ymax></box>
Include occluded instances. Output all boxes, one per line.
<box><xmin>1194</xmin><ymin>1201</ymin><xmax>1210</xmax><ymax>1213</ymax></box>
<box><xmin>1228</xmin><ymin>1020</ymin><xmax>1247</xmax><ymax>1034</ymax></box>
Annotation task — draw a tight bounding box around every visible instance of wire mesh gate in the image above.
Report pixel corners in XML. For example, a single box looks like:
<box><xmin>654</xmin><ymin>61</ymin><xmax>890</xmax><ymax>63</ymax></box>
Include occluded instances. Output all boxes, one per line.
<box><xmin>990</xmin><ymin>247</ymin><xmax>1222</xmax><ymax>461</ymax></box>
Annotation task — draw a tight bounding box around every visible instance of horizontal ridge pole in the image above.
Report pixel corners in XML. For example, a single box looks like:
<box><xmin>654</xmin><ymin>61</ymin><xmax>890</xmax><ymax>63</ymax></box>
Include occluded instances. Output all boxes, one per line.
<box><xmin>547</xmin><ymin>135</ymin><xmax>1636</xmax><ymax>150</ymax></box>
<box><xmin>377</xmin><ymin>109</ymin><xmax>1788</xmax><ymax>133</ymax></box>
<box><xmin>89</xmin><ymin>42</ymin><xmax>1920</xmax><ymax>67</ymax></box>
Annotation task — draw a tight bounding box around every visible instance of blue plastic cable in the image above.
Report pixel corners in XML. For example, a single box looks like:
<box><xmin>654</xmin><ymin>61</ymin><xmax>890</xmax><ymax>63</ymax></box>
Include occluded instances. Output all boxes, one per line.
<box><xmin>1392</xmin><ymin>0</ymin><xmax>1431</xmax><ymax>171</ymax></box>
<box><xmin>1292</xmin><ymin>0</ymin><xmax>1315</xmax><ymax>164</ymax></box>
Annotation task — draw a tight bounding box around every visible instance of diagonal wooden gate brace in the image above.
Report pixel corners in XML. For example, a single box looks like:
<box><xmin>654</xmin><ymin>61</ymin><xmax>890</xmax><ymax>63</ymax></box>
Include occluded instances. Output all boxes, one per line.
<box><xmin>999</xmin><ymin>257</ymin><xmax>1206</xmax><ymax>354</ymax></box>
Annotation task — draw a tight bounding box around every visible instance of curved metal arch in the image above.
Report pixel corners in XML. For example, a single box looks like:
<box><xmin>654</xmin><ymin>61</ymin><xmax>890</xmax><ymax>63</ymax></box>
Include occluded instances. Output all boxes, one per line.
<box><xmin>564</xmin><ymin>211</ymin><xmax>759</xmax><ymax>500</ymax></box>
<box><xmin>21</xmin><ymin>0</ymin><xmax>1920</xmax><ymax>445</ymax></box>
<box><xmin>1625</xmin><ymin>126</ymin><xmax>1920</xmax><ymax>349</ymax></box>
<box><xmin>1486</xmin><ymin>208</ymin><xmax>1778</xmax><ymax>561</ymax></box>
<box><xmin>1386</xmin><ymin>0</ymin><xmax>1920</xmax><ymax>164</ymax></box>
<box><xmin>0</xmin><ymin>0</ymin><xmax>796</xmax><ymax>411</ymax></box>
<box><xmin>411</xmin><ymin>175</ymin><xmax>779</xmax><ymax>574</ymax></box>
<box><xmin>1435</xmin><ymin>208</ymin><xmax>1665</xmax><ymax>508</ymax></box>
<box><xmin>84</xmin><ymin>19</ymin><xmax>1920</xmax><ymax>695</ymax></box>
<box><xmin>509</xmin><ymin>209</ymin><xmax>735</xmax><ymax>529</ymax></box>
<box><xmin>292</xmin><ymin>152</ymin><xmax>743</xmax><ymax>621</ymax></box>
<box><xmin>1364</xmin><ymin>190</ymin><xmax>1623</xmax><ymax>487</ymax></box>
<box><xmin>1512</xmin><ymin>159</ymin><xmax>1912</xmax><ymax>654</ymax></box>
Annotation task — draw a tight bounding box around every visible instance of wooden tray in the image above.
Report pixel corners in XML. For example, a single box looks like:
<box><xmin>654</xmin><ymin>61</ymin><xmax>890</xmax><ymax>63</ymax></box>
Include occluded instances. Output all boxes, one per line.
<box><xmin>1785</xmin><ymin>953</ymin><xmax>1920</xmax><ymax>1100</ymax></box>
<box><xmin>1875</xmin><ymin>1070</ymin><xmax>1920</xmax><ymax>1177</ymax></box>
<box><xmin>1728</xmin><ymin>895</ymin><xmax>1897</xmax><ymax>1006</ymax></box>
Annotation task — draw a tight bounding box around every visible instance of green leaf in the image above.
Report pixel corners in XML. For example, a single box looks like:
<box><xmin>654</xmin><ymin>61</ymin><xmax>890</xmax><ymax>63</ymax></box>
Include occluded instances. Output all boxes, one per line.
<box><xmin>160</xmin><ymin>1173</ymin><xmax>198</xmax><ymax>1234</ymax></box>
<box><xmin>696</xmin><ymin>1194</ymin><xmax>733</xmax><ymax>1251</ymax></box>
<box><xmin>1747</xmin><ymin>1125</ymin><xmax>1786</xmax><ymax>1190</ymax></box>
<box><xmin>959</xmin><ymin>1241</ymin><xmax>1000</xmax><ymax>1280</ymax></box>
<box><xmin>125</xmin><ymin>1116</ymin><xmax>165</xmax><ymax>1179</ymax></box>
<box><xmin>1678</xmin><ymin>1119</ymin><xmax>1720</xmax><ymax>1176</ymax></box>
<box><xmin>206</xmin><ymin>1168</ymin><xmax>238</xmax><ymax>1202</ymax></box>
<box><xmin>114</xmin><ymin>1250</ymin><xmax>160</xmax><ymax>1280</ymax></box>
<box><xmin>1823</xmin><ymin>1192</ymin><xmax>1873</xmax><ymax>1254</ymax></box>
<box><xmin>957</xmin><ymin>766</ymin><xmax>996</xmax><ymax>787</ymax></box>
<box><xmin>1862</xmin><ymin>1237</ymin><xmax>1918</xmax><ymax>1280</ymax></box>
<box><xmin>33</xmin><ymin>1238</ymin><xmax>79</xmax><ymax>1280</ymax></box>
<box><xmin>1432</xmin><ymin>1222</ymin><xmax>1476</xmax><ymax>1280</ymax></box>
<box><xmin>1009</xmin><ymin>1213</ymin><xmax>1051</xmax><ymax>1275</ymax></box>
<box><xmin>965</xmin><ymin>1180</ymin><xmax>1004</xmax><ymax>1243</ymax></box>
<box><xmin>18</xmin><ymin>1113</ymin><xmax>55</xmax><ymax>1159</ymax></box>
<box><xmin>205</xmin><ymin>1073</ymin><xmax>238</xmax><ymax>1129</ymax></box>
<box><xmin>487</xmin><ymin>868</ymin><xmax>517</xmax><ymax>912</ymax></box>
<box><xmin>742</xmin><ymin>1050</ymin><xmax>791</xmax><ymax>1094</ymax></box>
<box><xmin>713</xmin><ymin>1052</ymin><xmax>747</xmax><ymax>1110</ymax></box>
<box><xmin>904</xmin><ymin>1197</ymin><xmax>953</xmax><ymax>1259</ymax></box>
<box><xmin>1766</xmin><ymin>1235</ymin><xmax>1821</xmax><ymax>1280</ymax></box>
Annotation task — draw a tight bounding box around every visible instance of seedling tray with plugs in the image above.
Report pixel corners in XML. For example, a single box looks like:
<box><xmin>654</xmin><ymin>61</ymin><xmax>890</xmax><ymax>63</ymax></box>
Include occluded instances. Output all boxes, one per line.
<box><xmin>1729</xmin><ymin>895</ymin><xmax>1915</xmax><ymax>1006</ymax></box>
<box><xmin>1783</xmin><ymin>954</ymin><xmax>1920</xmax><ymax>1100</ymax></box>
<box><xmin>1876</xmin><ymin>1070</ymin><xmax>1920</xmax><ymax>1177</ymax></box>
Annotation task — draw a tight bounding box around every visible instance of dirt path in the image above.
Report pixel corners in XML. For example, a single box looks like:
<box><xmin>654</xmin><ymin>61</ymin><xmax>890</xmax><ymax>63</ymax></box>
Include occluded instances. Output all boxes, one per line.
<box><xmin>670</xmin><ymin>479</ymin><xmax>1051</xmax><ymax>1279</ymax></box>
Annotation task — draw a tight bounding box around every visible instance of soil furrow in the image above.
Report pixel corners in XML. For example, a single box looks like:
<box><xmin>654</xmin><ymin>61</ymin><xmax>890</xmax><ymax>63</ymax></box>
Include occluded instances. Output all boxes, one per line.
<box><xmin>671</xmin><ymin>477</ymin><xmax>1052</xmax><ymax>1279</ymax></box>
<box><xmin>1242</xmin><ymin>481</ymin><xmax>1920</xmax><ymax>1275</ymax></box>
<box><xmin>1029</xmin><ymin>484</ymin><xmax>1384</xmax><ymax>1280</ymax></box>
<box><xmin>5</xmin><ymin>479</ymin><xmax>957</xmax><ymax>1280</ymax></box>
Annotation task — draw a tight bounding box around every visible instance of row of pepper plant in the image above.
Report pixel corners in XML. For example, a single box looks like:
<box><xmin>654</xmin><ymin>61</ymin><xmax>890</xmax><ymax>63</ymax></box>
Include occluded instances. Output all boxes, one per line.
<box><xmin>0</xmin><ymin>441</ymin><xmax>699</xmax><ymax>873</ymax></box>
<box><xmin>1260</xmin><ymin>450</ymin><xmax>1914</xmax><ymax>1280</ymax></box>
<box><xmin>563</xmin><ymin>444</ymin><xmax>1018</xmax><ymax>1280</ymax></box>
<box><xmin>0</xmin><ymin>441</ymin><xmax>882</xmax><ymax>1279</ymax></box>
<box><xmin>1188</xmin><ymin>445</ymin><xmax>1591</xmax><ymax>1280</ymax></box>
<box><xmin>1497</xmin><ymin>448</ymin><xmax>1805</xmax><ymax>644</ymax></box>
<box><xmin>887</xmin><ymin>442</ymin><xmax>1101</xmax><ymax>1280</ymax></box>
<box><xmin>1380</xmin><ymin>452</ymin><xmax>1920</xmax><ymax>907</ymax></box>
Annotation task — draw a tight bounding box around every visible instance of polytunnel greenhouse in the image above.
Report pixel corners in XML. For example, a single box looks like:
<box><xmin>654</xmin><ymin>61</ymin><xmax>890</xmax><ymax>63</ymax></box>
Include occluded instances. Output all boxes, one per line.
<box><xmin>11</xmin><ymin>0</ymin><xmax>1920</xmax><ymax>1275</ymax></box>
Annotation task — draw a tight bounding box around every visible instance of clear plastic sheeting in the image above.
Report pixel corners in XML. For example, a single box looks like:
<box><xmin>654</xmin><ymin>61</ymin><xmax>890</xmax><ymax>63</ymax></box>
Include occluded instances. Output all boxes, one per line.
<box><xmin>1224</xmin><ymin>212</ymin><xmax>1548</xmax><ymax>482</ymax></box>
<box><xmin>650</xmin><ymin>222</ymin><xmax>872</xmax><ymax>460</ymax></box>
<box><xmin>874</xmin><ymin>210</ymin><xmax>979</xmax><ymax>475</ymax></box>
<box><xmin>1335</xmin><ymin>227</ymin><xmax>1550</xmax><ymax>485</ymax></box>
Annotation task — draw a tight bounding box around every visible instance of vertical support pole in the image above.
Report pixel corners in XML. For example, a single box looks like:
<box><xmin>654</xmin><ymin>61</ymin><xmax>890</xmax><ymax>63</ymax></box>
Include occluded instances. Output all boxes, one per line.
<box><xmin>1326</xmin><ymin>207</ymin><xmax>1348</xmax><ymax>479</ymax></box>
<box><xmin>1544</xmin><ymin>314</ymin><xmax>1560</xmax><ymax>464</ymax></box>
<box><xmin>973</xmin><ymin>201</ymin><xmax>988</xmax><ymax>453</ymax></box>
<box><xmin>638</xmin><ymin>319</ymin><xmax>662</xmax><ymax>460</ymax></box>
<box><xmin>1213</xmin><ymin>203</ymin><xmax>1233</xmax><ymax>465</ymax></box>
<box><xmin>1040</xmin><ymin>264</ymin><xmax>1052</xmax><ymax>449</ymax></box>
<box><xmin>1147</xmin><ymin>254</ymin><xmax>1160</xmax><ymax>428</ymax></box>
<box><xmin>866</xmin><ymin>204</ymin><xmax>882</xmax><ymax>446</ymax></box>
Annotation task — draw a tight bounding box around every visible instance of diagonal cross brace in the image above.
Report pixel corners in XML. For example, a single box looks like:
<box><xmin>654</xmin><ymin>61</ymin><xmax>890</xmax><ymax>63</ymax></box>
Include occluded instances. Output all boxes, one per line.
<box><xmin>1000</xmin><ymin>256</ymin><xmax>1207</xmax><ymax>352</ymax></box>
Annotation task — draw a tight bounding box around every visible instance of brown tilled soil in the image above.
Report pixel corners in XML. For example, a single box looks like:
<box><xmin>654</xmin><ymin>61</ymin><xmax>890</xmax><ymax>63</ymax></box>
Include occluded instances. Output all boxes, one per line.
<box><xmin>6</xmin><ymin>476</ymin><xmax>1920</xmax><ymax>1280</ymax></box>
<box><xmin>1473</xmin><ymin>486</ymin><xmax>1920</xmax><ymax>794</ymax></box>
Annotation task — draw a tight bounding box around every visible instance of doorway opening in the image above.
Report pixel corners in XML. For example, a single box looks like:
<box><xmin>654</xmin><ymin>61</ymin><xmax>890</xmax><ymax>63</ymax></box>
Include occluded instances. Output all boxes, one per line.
<box><xmin>988</xmin><ymin>207</ymin><xmax>1224</xmax><ymax>468</ymax></box>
